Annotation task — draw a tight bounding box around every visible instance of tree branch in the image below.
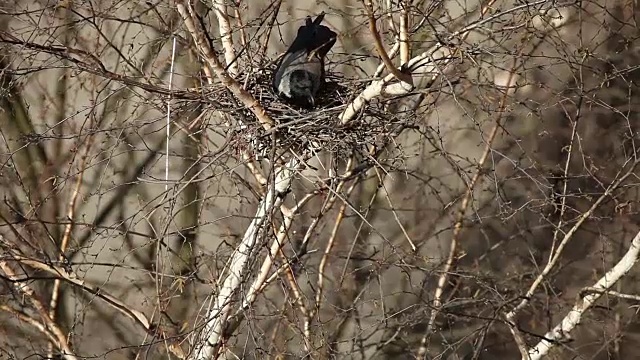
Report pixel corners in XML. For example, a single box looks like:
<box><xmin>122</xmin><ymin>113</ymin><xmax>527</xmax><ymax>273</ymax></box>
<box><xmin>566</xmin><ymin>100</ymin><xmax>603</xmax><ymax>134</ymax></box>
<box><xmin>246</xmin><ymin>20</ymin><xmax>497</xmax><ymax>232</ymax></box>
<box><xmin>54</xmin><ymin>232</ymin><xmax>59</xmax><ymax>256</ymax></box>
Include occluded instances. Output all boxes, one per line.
<box><xmin>176</xmin><ymin>0</ymin><xmax>274</xmax><ymax>131</ymax></box>
<box><xmin>527</xmin><ymin>230</ymin><xmax>640</xmax><ymax>359</ymax></box>
<box><xmin>191</xmin><ymin>159</ymin><xmax>297</xmax><ymax>360</ymax></box>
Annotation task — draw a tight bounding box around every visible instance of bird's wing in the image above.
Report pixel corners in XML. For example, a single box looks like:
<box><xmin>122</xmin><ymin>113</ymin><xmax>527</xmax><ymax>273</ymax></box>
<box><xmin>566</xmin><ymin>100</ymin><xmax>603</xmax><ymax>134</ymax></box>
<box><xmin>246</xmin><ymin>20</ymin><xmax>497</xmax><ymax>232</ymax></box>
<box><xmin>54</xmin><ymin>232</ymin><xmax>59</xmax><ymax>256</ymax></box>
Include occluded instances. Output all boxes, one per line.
<box><xmin>280</xmin><ymin>53</ymin><xmax>322</xmax><ymax>79</ymax></box>
<box><xmin>313</xmin><ymin>27</ymin><xmax>337</xmax><ymax>58</ymax></box>
<box><xmin>285</xmin><ymin>13</ymin><xmax>335</xmax><ymax>57</ymax></box>
<box><xmin>273</xmin><ymin>50</ymin><xmax>323</xmax><ymax>92</ymax></box>
<box><xmin>273</xmin><ymin>50</ymin><xmax>303</xmax><ymax>90</ymax></box>
<box><xmin>272</xmin><ymin>13</ymin><xmax>336</xmax><ymax>94</ymax></box>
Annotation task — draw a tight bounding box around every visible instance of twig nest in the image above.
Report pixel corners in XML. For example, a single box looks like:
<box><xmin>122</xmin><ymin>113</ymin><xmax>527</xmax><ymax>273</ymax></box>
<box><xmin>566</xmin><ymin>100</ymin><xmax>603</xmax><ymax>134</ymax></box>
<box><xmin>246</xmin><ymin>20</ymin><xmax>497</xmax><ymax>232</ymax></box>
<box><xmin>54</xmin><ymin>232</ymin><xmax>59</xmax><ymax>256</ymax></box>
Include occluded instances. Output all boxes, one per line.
<box><xmin>212</xmin><ymin>60</ymin><xmax>418</xmax><ymax>160</ymax></box>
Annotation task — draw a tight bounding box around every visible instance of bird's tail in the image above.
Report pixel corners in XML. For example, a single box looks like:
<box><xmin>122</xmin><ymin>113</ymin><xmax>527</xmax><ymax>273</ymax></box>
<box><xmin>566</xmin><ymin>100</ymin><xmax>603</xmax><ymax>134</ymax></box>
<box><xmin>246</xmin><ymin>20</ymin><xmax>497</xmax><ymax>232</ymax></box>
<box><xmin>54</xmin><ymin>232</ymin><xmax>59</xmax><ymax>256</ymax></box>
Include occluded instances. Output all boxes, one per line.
<box><xmin>306</xmin><ymin>12</ymin><xmax>336</xmax><ymax>58</ymax></box>
<box><xmin>306</xmin><ymin>12</ymin><xmax>325</xmax><ymax>27</ymax></box>
<box><xmin>285</xmin><ymin>12</ymin><xmax>336</xmax><ymax>59</ymax></box>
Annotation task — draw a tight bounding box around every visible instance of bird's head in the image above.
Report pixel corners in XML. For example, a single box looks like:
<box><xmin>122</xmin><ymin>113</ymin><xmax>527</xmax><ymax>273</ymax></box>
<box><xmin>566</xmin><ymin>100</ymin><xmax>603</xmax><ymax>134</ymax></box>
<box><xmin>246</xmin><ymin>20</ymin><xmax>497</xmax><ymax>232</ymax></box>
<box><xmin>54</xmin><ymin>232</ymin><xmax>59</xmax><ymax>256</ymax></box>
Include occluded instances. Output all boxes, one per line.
<box><xmin>281</xmin><ymin>70</ymin><xmax>316</xmax><ymax>108</ymax></box>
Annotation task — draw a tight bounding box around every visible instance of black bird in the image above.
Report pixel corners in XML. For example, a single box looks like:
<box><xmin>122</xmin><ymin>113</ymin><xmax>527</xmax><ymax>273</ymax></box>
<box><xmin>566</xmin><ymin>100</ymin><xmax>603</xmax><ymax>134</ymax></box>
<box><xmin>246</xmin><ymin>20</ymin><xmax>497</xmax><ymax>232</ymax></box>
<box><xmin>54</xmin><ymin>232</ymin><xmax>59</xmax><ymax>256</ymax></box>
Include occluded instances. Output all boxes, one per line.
<box><xmin>272</xmin><ymin>13</ymin><xmax>337</xmax><ymax>108</ymax></box>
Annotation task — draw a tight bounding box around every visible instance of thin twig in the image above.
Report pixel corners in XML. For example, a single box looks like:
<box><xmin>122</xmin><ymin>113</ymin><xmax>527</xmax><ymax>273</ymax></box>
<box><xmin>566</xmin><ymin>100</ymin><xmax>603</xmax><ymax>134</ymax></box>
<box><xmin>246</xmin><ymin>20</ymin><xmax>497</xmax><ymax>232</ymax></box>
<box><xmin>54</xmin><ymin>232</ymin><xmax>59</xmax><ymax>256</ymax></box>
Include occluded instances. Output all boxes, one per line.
<box><xmin>416</xmin><ymin>55</ymin><xmax>519</xmax><ymax>358</ymax></box>
<box><xmin>259</xmin><ymin>0</ymin><xmax>282</xmax><ymax>55</ymax></box>
<box><xmin>375</xmin><ymin>166</ymin><xmax>416</xmax><ymax>251</ymax></box>
<box><xmin>308</xmin><ymin>180</ymin><xmax>359</xmax><ymax>337</ymax></box>
<box><xmin>282</xmin><ymin>249</ymin><xmax>312</xmax><ymax>352</ymax></box>
<box><xmin>48</xmin><ymin>132</ymin><xmax>93</xmax><ymax>326</ymax></box>
<box><xmin>548</xmin><ymin>111</ymin><xmax>579</xmax><ymax>260</ymax></box>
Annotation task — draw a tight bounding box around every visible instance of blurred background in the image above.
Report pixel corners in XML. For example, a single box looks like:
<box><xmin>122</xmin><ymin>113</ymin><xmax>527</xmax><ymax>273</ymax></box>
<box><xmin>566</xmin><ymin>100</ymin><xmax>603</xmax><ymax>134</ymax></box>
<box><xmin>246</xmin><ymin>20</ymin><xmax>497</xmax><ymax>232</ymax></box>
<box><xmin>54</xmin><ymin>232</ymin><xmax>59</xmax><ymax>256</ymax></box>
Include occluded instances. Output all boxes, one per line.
<box><xmin>1</xmin><ymin>0</ymin><xmax>640</xmax><ymax>359</ymax></box>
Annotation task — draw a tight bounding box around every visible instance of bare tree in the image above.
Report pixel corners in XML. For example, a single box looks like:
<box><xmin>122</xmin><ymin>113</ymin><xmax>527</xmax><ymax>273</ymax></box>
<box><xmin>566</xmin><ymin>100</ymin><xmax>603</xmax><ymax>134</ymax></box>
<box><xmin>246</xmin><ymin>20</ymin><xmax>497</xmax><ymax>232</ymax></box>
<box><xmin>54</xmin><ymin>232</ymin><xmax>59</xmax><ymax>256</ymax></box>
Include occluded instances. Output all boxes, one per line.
<box><xmin>1</xmin><ymin>0</ymin><xmax>640</xmax><ymax>359</ymax></box>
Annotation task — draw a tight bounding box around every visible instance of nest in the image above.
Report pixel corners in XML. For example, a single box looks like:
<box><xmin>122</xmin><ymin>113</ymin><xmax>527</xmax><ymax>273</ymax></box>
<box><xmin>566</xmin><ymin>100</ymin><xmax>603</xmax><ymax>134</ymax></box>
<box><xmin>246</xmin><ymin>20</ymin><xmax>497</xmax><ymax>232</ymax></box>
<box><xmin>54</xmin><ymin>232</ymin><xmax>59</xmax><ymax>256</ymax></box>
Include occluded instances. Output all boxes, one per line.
<box><xmin>205</xmin><ymin>60</ymin><xmax>417</xmax><ymax>161</ymax></box>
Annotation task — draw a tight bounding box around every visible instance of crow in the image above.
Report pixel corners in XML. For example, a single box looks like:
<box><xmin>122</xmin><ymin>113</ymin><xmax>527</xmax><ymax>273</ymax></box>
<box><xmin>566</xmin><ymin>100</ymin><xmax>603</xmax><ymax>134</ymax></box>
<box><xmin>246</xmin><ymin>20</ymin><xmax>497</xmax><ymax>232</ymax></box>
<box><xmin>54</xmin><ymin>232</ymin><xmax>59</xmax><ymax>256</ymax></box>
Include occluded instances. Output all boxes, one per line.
<box><xmin>272</xmin><ymin>13</ymin><xmax>337</xmax><ymax>108</ymax></box>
